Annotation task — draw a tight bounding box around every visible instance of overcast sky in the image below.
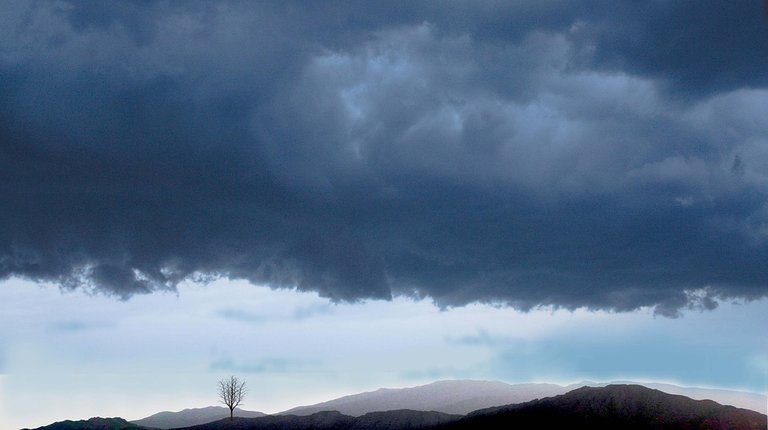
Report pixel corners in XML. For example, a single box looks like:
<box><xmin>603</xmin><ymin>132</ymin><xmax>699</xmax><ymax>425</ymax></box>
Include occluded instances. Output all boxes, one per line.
<box><xmin>2</xmin><ymin>1</ymin><xmax>768</xmax><ymax>428</ymax></box>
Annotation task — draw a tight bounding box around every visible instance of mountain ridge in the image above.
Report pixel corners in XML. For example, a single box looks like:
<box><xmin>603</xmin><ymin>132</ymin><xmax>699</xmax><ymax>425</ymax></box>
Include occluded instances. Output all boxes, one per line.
<box><xmin>23</xmin><ymin>417</ymin><xmax>144</xmax><ymax>430</ymax></box>
<box><xmin>442</xmin><ymin>384</ymin><xmax>767</xmax><ymax>430</ymax></box>
<box><xmin>131</xmin><ymin>406</ymin><xmax>265</xmax><ymax>429</ymax></box>
<box><xmin>278</xmin><ymin>379</ymin><xmax>567</xmax><ymax>416</ymax></box>
<box><xmin>279</xmin><ymin>378</ymin><xmax>767</xmax><ymax>416</ymax></box>
<box><xmin>26</xmin><ymin>381</ymin><xmax>768</xmax><ymax>430</ymax></box>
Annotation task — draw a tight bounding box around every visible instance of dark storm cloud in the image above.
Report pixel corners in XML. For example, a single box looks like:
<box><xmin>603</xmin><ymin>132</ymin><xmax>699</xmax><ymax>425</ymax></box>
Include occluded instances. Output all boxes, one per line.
<box><xmin>2</xmin><ymin>0</ymin><xmax>768</xmax><ymax>315</ymax></box>
<box><xmin>567</xmin><ymin>1</ymin><xmax>768</xmax><ymax>98</ymax></box>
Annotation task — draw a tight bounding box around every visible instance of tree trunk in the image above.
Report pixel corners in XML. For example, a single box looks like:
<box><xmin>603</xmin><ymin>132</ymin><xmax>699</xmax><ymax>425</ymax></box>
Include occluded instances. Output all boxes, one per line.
<box><xmin>230</xmin><ymin>408</ymin><xmax>233</xmax><ymax>420</ymax></box>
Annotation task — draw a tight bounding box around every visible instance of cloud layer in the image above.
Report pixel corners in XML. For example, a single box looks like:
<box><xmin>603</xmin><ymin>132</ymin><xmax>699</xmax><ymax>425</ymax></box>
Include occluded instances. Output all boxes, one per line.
<box><xmin>2</xmin><ymin>0</ymin><xmax>768</xmax><ymax>315</ymax></box>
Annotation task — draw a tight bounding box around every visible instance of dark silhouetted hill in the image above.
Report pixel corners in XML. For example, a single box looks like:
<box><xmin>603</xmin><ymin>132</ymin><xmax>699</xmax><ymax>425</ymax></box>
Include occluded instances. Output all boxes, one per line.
<box><xmin>25</xmin><ymin>384</ymin><xmax>768</xmax><ymax>430</ymax></box>
<box><xmin>181</xmin><ymin>411</ymin><xmax>354</xmax><ymax>430</ymax></box>
<box><xmin>131</xmin><ymin>406</ymin><xmax>265</xmax><ymax>429</ymax></box>
<box><xmin>578</xmin><ymin>380</ymin><xmax>768</xmax><ymax>415</ymax></box>
<box><xmin>350</xmin><ymin>410</ymin><xmax>460</xmax><ymax>429</ymax></box>
<box><xmin>443</xmin><ymin>384</ymin><xmax>767</xmax><ymax>430</ymax></box>
<box><xmin>280</xmin><ymin>379</ymin><xmax>766</xmax><ymax>416</ymax></box>
<box><xmin>24</xmin><ymin>417</ymin><xmax>146</xmax><ymax>430</ymax></box>
<box><xmin>174</xmin><ymin>409</ymin><xmax>460</xmax><ymax>430</ymax></box>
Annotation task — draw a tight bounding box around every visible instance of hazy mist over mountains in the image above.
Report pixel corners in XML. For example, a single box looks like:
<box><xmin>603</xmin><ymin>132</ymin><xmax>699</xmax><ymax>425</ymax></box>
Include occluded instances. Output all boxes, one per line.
<box><xmin>27</xmin><ymin>383</ymin><xmax>767</xmax><ymax>430</ymax></box>
<box><xmin>37</xmin><ymin>379</ymin><xmax>761</xmax><ymax>430</ymax></box>
<box><xmin>278</xmin><ymin>379</ymin><xmax>767</xmax><ymax>417</ymax></box>
<box><xmin>279</xmin><ymin>380</ymin><xmax>566</xmax><ymax>416</ymax></box>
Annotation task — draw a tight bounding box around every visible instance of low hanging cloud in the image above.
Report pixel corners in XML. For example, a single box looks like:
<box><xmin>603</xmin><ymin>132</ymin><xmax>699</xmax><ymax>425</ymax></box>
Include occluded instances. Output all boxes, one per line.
<box><xmin>2</xmin><ymin>0</ymin><xmax>768</xmax><ymax>316</ymax></box>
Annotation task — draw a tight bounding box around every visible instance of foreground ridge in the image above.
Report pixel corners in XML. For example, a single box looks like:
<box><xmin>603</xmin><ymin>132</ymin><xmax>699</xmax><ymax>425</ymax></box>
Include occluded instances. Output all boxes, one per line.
<box><xmin>444</xmin><ymin>384</ymin><xmax>767</xmax><ymax>430</ymax></box>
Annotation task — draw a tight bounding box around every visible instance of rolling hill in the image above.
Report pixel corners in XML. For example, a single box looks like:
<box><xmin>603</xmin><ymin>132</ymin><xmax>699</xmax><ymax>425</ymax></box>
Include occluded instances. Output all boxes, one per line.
<box><xmin>131</xmin><ymin>406</ymin><xmax>265</xmax><ymax>429</ymax></box>
<box><xmin>175</xmin><ymin>410</ymin><xmax>461</xmax><ymax>430</ymax></box>
<box><xmin>280</xmin><ymin>379</ymin><xmax>767</xmax><ymax>416</ymax></box>
<box><xmin>443</xmin><ymin>384</ymin><xmax>767</xmax><ymax>430</ymax></box>
<box><xmin>24</xmin><ymin>417</ymin><xmax>145</xmax><ymax>430</ymax></box>
<box><xmin>26</xmin><ymin>382</ymin><xmax>768</xmax><ymax>430</ymax></box>
<box><xmin>279</xmin><ymin>380</ymin><xmax>567</xmax><ymax>416</ymax></box>
<box><xmin>166</xmin><ymin>385</ymin><xmax>768</xmax><ymax>429</ymax></box>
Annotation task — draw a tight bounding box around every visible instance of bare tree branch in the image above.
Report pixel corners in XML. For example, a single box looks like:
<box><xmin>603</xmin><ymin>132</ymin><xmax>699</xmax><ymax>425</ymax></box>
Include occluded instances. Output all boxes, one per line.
<box><xmin>218</xmin><ymin>375</ymin><xmax>247</xmax><ymax>420</ymax></box>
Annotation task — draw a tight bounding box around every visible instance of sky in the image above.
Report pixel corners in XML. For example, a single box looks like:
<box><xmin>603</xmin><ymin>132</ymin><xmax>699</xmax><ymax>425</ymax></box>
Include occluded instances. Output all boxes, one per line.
<box><xmin>1</xmin><ymin>277</ymin><xmax>766</xmax><ymax>429</ymax></box>
<box><xmin>1</xmin><ymin>0</ymin><xmax>768</xmax><ymax>428</ymax></box>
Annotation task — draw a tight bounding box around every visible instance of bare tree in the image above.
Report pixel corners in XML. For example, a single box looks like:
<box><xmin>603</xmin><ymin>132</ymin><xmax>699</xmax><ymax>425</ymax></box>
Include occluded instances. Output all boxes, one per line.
<box><xmin>218</xmin><ymin>375</ymin><xmax>247</xmax><ymax>420</ymax></box>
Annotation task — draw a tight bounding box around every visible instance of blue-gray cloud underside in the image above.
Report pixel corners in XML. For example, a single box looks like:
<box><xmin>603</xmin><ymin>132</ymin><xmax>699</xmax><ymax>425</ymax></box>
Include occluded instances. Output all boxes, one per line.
<box><xmin>2</xmin><ymin>0</ymin><xmax>768</xmax><ymax>316</ymax></box>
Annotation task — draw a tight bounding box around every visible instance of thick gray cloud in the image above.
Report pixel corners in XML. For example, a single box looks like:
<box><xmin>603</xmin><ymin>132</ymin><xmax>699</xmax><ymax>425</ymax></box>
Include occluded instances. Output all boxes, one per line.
<box><xmin>2</xmin><ymin>0</ymin><xmax>768</xmax><ymax>316</ymax></box>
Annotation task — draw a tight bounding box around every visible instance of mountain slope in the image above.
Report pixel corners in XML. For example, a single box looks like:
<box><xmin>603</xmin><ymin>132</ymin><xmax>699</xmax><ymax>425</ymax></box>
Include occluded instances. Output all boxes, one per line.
<box><xmin>625</xmin><ymin>381</ymin><xmax>767</xmax><ymax>415</ymax></box>
<box><xmin>24</xmin><ymin>380</ymin><xmax>768</xmax><ymax>430</ymax></box>
<box><xmin>445</xmin><ymin>384</ymin><xmax>768</xmax><ymax>430</ymax></box>
<box><xmin>280</xmin><ymin>379</ymin><xmax>767</xmax><ymax>416</ymax></box>
<box><xmin>279</xmin><ymin>380</ymin><xmax>567</xmax><ymax>416</ymax></box>
<box><xmin>131</xmin><ymin>406</ymin><xmax>265</xmax><ymax>429</ymax></box>
<box><xmin>181</xmin><ymin>411</ymin><xmax>356</xmax><ymax>430</ymax></box>
<box><xmin>350</xmin><ymin>410</ymin><xmax>461</xmax><ymax>430</ymax></box>
<box><xmin>177</xmin><ymin>410</ymin><xmax>460</xmax><ymax>430</ymax></box>
<box><xmin>24</xmin><ymin>417</ymin><xmax>146</xmax><ymax>430</ymax></box>
<box><xmin>569</xmin><ymin>380</ymin><xmax>768</xmax><ymax>415</ymax></box>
